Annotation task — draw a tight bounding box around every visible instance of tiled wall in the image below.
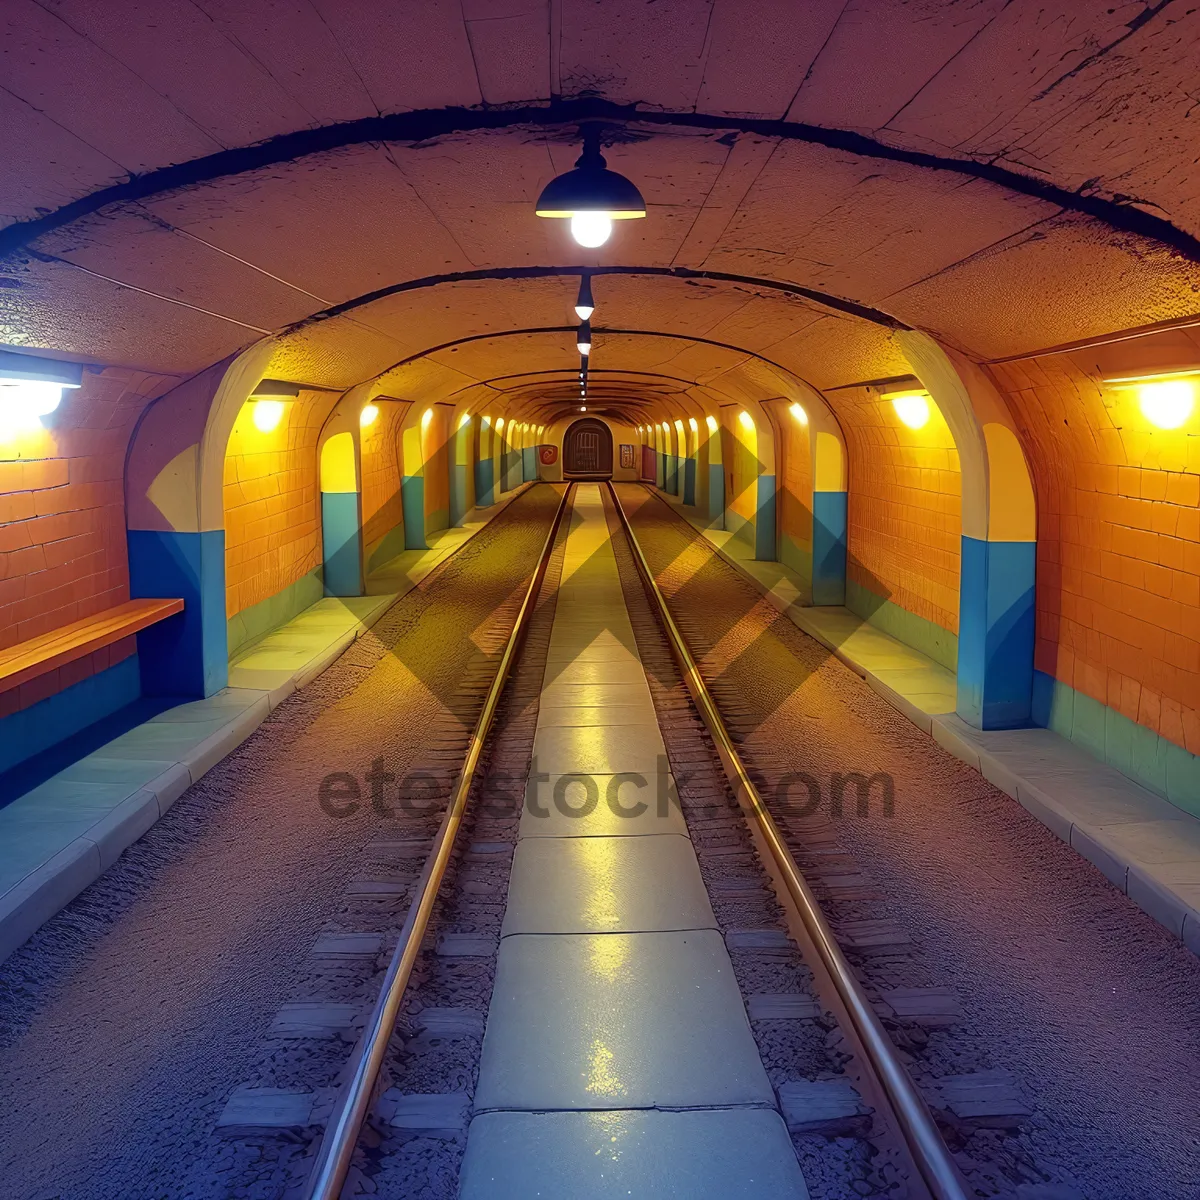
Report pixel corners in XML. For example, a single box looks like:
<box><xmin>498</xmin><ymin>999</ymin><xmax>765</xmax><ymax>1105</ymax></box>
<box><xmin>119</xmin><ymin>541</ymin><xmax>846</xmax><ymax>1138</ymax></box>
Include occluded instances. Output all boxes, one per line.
<box><xmin>990</xmin><ymin>356</ymin><xmax>1200</xmax><ymax>758</ymax></box>
<box><xmin>222</xmin><ymin>389</ymin><xmax>337</xmax><ymax>618</ymax></box>
<box><xmin>0</xmin><ymin>367</ymin><xmax>175</xmax><ymax>717</ymax></box>
<box><xmin>361</xmin><ymin>399</ymin><xmax>409</xmax><ymax>556</ymax></box>
<box><xmin>836</xmin><ymin>386</ymin><xmax>962</xmax><ymax>645</ymax></box>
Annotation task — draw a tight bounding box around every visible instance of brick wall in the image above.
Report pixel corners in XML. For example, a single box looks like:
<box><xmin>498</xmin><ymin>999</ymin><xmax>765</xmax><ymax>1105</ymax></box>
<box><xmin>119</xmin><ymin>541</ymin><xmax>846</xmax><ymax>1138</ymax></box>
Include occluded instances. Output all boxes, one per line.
<box><xmin>837</xmin><ymin>386</ymin><xmax>961</xmax><ymax>634</ymax></box>
<box><xmin>223</xmin><ymin>389</ymin><xmax>337</xmax><ymax>618</ymax></box>
<box><xmin>990</xmin><ymin>356</ymin><xmax>1200</xmax><ymax>755</ymax></box>
<box><xmin>0</xmin><ymin>366</ymin><xmax>176</xmax><ymax>717</ymax></box>
<box><xmin>361</xmin><ymin>399</ymin><xmax>409</xmax><ymax>551</ymax></box>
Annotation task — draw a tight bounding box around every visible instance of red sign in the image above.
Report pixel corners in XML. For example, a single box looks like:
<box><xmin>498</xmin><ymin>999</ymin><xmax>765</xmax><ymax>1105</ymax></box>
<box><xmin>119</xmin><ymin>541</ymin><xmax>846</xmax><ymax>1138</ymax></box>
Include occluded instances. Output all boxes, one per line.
<box><xmin>539</xmin><ymin>444</ymin><xmax>558</xmax><ymax>465</ymax></box>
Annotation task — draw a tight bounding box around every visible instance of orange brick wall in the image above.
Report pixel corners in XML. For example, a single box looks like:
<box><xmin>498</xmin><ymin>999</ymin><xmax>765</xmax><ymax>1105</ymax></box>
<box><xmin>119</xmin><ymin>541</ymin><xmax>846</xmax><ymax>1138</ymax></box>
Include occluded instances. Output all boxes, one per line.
<box><xmin>989</xmin><ymin>357</ymin><xmax>1200</xmax><ymax>755</ymax></box>
<box><xmin>0</xmin><ymin>366</ymin><xmax>176</xmax><ymax>716</ymax></box>
<box><xmin>223</xmin><ymin>389</ymin><xmax>337</xmax><ymax>618</ymax></box>
<box><xmin>361</xmin><ymin>399</ymin><xmax>410</xmax><ymax>550</ymax></box>
<box><xmin>836</xmin><ymin>387</ymin><xmax>962</xmax><ymax>633</ymax></box>
<box><xmin>778</xmin><ymin>415</ymin><xmax>813</xmax><ymax>555</ymax></box>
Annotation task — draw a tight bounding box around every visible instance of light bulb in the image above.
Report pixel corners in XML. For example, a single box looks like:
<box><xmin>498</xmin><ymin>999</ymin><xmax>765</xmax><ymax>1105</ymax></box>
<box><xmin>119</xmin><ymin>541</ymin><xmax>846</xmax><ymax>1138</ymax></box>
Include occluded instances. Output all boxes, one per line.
<box><xmin>570</xmin><ymin>212</ymin><xmax>613</xmax><ymax>248</ymax></box>
<box><xmin>789</xmin><ymin>403</ymin><xmax>808</xmax><ymax>425</ymax></box>
<box><xmin>575</xmin><ymin>274</ymin><xmax>595</xmax><ymax>320</ymax></box>
<box><xmin>359</xmin><ymin>404</ymin><xmax>378</xmax><ymax>427</ymax></box>
<box><xmin>705</xmin><ymin>415</ymin><xmax>718</xmax><ymax>432</ymax></box>
<box><xmin>581</xmin><ymin>405</ymin><xmax>587</xmax><ymax>412</ymax></box>
<box><xmin>1138</xmin><ymin>380</ymin><xmax>1194</xmax><ymax>429</ymax></box>
<box><xmin>421</xmin><ymin>408</ymin><xmax>433</xmax><ymax>428</ymax></box>
<box><xmin>738</xmin><ymin>411</ymin><xmax>754</xmax><ymax>430</ymax></box>
<box><xmin>891</xmin><ymin>393</ymin><xmax>930</xmax><ymax>430</ymax></box>
<box><xmin>0</xmin><ymin>380</ymin><xmax>69</xmax><ymax>433</ymax></box>
<box><xmin>689</xmin><ymin>418</ymin><xmax>698</xmax><ymax>432</ymax></box>
<box><xmin>253</xmin><ymin>399</ymin><xmax>284</xmax><ymax>433</ymax></box>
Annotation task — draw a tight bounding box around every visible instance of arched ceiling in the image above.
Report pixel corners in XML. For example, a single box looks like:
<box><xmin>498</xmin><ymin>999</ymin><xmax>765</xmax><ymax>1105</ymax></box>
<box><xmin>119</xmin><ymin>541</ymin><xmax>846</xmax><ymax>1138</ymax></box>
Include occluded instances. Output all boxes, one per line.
<box><xmin>2</xmin><ymin>0</ymin><xmax>1198</xmax><ymax>421</ymax></box>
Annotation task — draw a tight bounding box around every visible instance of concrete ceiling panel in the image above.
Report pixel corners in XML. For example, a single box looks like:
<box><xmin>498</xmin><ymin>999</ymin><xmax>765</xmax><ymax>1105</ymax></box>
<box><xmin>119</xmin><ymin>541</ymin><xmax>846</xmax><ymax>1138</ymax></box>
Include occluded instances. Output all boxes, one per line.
<box><xmin>462</xmin><ymin>4</ymin><xmax>551</xmax><ymax>106</ymax></box>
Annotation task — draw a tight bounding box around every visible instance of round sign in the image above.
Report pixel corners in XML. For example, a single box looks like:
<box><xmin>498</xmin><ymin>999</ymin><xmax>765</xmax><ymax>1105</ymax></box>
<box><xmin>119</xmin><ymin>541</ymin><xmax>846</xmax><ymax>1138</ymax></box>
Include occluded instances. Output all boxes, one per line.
<box><xmin>539</xmin><ymin>444</ymin><xmax>558</xmax><ymax>465</ymax></box>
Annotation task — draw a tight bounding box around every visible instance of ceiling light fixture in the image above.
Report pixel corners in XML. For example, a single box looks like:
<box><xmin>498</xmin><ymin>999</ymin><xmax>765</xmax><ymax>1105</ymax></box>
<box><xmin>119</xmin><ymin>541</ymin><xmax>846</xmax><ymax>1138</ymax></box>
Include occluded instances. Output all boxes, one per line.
<box><xmin>360</xmin><ymin>404</ymin><xmax>379</xmax><ymax>428</ymax></box>
<box><xmin>253</xmin><ymin>400</ymin><xmax>285</xmax><ymax>433</ymax></box>
<box><xmin>535</xmin><ymin>125</ymin><xmax>646</xmax><ymax>248</ymax></box>
<box><xmin>1138</xmin><ymin>379</ymin><xmax>1194</xmax><ymax>429</ymax></box>
<box><xmin>575</xmin><ymin>273</ymin><xmax>595</xmax><ymax>321</ymax></box>
<box><xmin>577</xmin><ymin>321</ymin><xmax>592</xmax><ymax>356</ymax></box>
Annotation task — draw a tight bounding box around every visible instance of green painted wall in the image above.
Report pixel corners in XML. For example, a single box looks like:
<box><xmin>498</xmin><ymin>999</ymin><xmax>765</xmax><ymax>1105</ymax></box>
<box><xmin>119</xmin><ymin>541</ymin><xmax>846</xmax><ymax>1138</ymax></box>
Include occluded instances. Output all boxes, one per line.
<box><xmin>846</xmin><ymin>579</ymin><xmax>958</xmax><ymax>672</ymax></box>
<box><xmin>227</xmin><ymin>567</ymin><xmax>324</xmax><ymax>658</ymax></box>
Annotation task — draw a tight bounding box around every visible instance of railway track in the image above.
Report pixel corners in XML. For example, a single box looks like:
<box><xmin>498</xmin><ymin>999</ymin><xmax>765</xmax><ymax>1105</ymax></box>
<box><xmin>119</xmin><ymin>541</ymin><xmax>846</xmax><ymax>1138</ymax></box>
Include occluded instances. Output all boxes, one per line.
<box><xmin>206</xmin><ymin>480</ymin><xmax>997</xmax><ymax>1199</ymax></box>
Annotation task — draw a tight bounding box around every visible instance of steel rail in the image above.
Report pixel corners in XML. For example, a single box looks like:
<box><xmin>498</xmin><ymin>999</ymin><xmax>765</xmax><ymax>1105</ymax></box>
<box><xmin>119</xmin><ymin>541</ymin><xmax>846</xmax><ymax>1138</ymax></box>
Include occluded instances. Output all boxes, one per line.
<box><xmin>606</xmin><ymin>481</ymin><xmax>969</xmax><ymax>1200</ymax></box>
<box><xmin>303</xmin><ymin>482</ymin><xmax>574</xmax><ymax>1200</ymax></box>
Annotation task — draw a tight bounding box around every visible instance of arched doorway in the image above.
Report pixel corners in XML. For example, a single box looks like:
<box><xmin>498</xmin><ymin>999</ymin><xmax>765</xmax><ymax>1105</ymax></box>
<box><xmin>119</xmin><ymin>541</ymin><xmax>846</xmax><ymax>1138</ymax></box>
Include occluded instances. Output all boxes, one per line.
<box><xmin>563</xmin><ymin>418</ymin><xmax>613</xmax><ymax>479</ymax></box>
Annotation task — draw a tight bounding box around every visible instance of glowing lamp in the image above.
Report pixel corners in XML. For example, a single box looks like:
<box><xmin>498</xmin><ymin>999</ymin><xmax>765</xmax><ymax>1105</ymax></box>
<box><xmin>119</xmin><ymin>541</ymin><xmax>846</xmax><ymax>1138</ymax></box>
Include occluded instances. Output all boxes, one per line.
<box><xmin>575</xmin><ymin>274</ymin><xmax>595</xmax><ymax>321</ymax></box>
<box><xmin>689</xmin><ymin>417</ymin><xmax>698</xmax><ymax>432</ymax></box>
<box><xmin>706</xmin><ymin>415</ymin><xmax>718</xmax><ymax>433</ymax></box>
<box><xmin>738</xmin><ymin>411</ymin><xmax>754</xmax><ymax>430</ymax></box>
<box><xmin>0</xmin><ymin>350</ymin><xmax>83</xmax><ymax>434</ymax></box>
<box><xmin>789</xmin><ymin>403</ymin><xmax>808</xmax><ymax>425</ymax></box>
<box><xmin>1137</xmin><ymin>379</ymin><xmax>1194</xmax><ymax>429</ymax></box>
<box><xmin>889</xmin><ymin>392</ymin><xmax>930</xmax><ymax>430</ymax></box>
<box><xmin>253</xmin><ymin>400</ymin><xmax>285</xmax><ymax>432</ymax></box>
<box><xmin>577</xmin><ymin>321</ymin><xmax>592</xmax><ymax>356</ymax></box>
<box><xmin>496</xmin><ymin>418</ymin><xmax>505</xmax><ymax>431</ymax></box>
<box><xmin>535</xmin><ymin>126</ymin><xmax>646</xmax><ymax>248</ymax></box>
<box><xmin>421</xmin><ymin>408</ymin><xmax>433</xmax><ymax>428</ymax></box>
<box><xmin>359</xmin><ymin>404</ymin><xmax>379</xmax><ymax>428</ymax></box>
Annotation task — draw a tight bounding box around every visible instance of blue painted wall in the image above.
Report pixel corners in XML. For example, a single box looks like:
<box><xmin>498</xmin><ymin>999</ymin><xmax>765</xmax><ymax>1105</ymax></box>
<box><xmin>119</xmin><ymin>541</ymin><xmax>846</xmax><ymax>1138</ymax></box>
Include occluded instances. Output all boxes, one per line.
<box><xmin>401</xmin><ymin>475</ymin><xmax>426</xmax><ymax>549</ymax></box>
<box><xmin>475</xmin><ymin>457</ymin><xmax>495</xmax><ymax>507</ymax></box>
<box><xmin>754</xmin><ymin>474</ymin><xmax>777</xmax><ymax>561</ymax></box>
<box><xmin>449</xmin><ymin>462</ymin><xmax>469</xmax><ymax>526</ymax></box>
<box><xmin>321</xmin><ymin>491</ymin><xmax>363</xmax><ymax>597</ymax></box>
<box><xmin>664</xmin><ymin>454</ymin><xmax>678</xmax><ymax>495</ymax></box>
<box><xmin>0</xmin><ymin>653</ymin><xmax>142</xmax><ymax>776</ymax></box>
<box><xmin>811</xmin><ymin>490</ymin><xmax>847</xmax><ymax>606</ymax></box>
<box><xmin>707</xmin><ymin>463</ymin><xmax>725</xmax><ymax>526</ymax></box>
<box><xmin>127</xmin><ymin>528</ymin><xmax>228</xmax><ymax>697</ymax></box>
<box><xmin>956</xmin><ymin>536</ymin><xmax>1035</xmax><ymax>730</ymax></box>
<box><xmin>683</xmin><ymin>458</ymin><xmax>696</xmax><ymax>506</ymax></box>
<box><xmin>522</xmin><ymin>446</ymin><xmax>537</xmax><ymax>482</ymax></box>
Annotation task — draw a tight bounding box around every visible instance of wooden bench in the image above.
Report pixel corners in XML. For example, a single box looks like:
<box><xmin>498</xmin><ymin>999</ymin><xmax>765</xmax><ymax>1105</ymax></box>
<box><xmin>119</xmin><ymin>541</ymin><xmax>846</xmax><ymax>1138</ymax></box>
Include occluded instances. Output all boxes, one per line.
<box><xmin>0</xmin><ymin>598</ymin><xmax>184</xmax><ymax>694</ymax></box>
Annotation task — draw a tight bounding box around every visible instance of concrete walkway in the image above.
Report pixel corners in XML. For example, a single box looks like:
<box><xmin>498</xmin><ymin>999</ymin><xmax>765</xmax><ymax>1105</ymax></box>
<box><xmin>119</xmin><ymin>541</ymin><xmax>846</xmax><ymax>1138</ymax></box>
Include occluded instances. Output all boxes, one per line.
<box><xmin>460</xmin><ymin>485</ymin><xmax>808</xmax><ymax>1199</ymax></box>
<box><xmin>0</xmin><ymin>486</ymin><xmax>532</xmax><ymax>965</ymax></box>
<box><xmin>659</xmin><ymin>487</ymin><xmax>1200</xmax><ymax>955</ymax></box>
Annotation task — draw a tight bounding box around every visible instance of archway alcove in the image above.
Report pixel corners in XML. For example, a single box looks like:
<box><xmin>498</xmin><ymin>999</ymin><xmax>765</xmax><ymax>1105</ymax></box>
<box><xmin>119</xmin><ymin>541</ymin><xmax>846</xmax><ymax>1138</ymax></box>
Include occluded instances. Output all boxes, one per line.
<box><xmin>563</xmin><ymin>418</ymin><xmax>614</xmax><ymax>479</ymax></box>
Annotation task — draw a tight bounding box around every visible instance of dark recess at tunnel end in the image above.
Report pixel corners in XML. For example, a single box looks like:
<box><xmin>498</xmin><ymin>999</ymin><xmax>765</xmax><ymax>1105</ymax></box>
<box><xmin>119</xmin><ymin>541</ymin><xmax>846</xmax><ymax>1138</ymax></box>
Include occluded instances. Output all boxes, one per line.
<box><xmin>2</xmin><ymin>97</ymin><xmax>1199</xmax><ymax>266</ymax></box>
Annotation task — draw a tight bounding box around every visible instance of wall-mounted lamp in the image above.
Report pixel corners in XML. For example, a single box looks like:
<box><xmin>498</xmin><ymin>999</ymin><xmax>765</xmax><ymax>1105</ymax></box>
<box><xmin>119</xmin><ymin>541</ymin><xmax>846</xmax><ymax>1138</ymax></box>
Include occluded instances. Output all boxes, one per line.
<box><xmin>421</xmin><ymin>407</ymin><xmax>434</xmax><ymax>428</ymax></box>
<box><xmin>789</xmin><ymin>402</ymin><xmax>808</xmax><ymax>425</ymax></box>
<box><xmin>459</xmin><ymin>411</ymin><xmax>472</xmax><ymax>429</ymax></box>
<box><xmin>884</xmin><ymin>390</ymin><xmax>931</xmax><ymax>430</ymax></box>
<box><xmin>738</xmin><ymin>410</ymin><xmax>754</xmax><ymax>431</ymax></box>
<box><xmin>688</xmin><ymin>417</ymin><xmax>698</xmax><ymax>432</ymax></box>
<box><xmin>705</xmin><ymin>415</ymin><xmax>718</xmax><ymax>433</ymax></box>
<box><xmin>359</xmin><ymin>404</ymin><xmax>379</xmax><ymax>428</ymax></box>
<box><xmin>0</xmin><ymin>350</ymin><xmax>83</xmax><ymax>434</ymax></box>
<box><xmin>1103</xmin><ymin>370</ymin><xmax>1197</xmax><ymax>430</ymax></box>
<box><xmin>535</xmin><ymin>126</ymin><xmax>646</xmax><ymax>248</ymax></box>
<box><xmin>249</xmin><ymin>379</ymin><xmax>299</xmax><ymax>434</ymax></box>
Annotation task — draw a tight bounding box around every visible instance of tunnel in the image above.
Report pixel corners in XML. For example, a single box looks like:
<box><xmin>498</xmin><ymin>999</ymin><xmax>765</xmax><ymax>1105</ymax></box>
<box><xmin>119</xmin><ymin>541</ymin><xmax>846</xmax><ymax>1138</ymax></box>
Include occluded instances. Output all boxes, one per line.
<box><xmin>0</xmin><ymin>4</ymin><xmax>1198</xmax><ymax>1198</ymax></box>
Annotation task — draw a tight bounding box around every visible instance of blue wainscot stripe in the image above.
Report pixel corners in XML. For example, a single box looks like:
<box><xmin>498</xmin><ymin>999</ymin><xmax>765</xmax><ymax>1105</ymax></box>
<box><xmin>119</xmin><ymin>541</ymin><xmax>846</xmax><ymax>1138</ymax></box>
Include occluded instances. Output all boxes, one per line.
<box><xmin>755</xmin><ymin>473</ymin><xmax>777</xmax><ymax>561</ymax></box>
<box><xmin>450</xmin><ymin>462</ymin><xmax>469</xmax><ymax>526</ymax></box>
<box><xmin>401</xmin><ymin>475</ymin><xmax>426</xmax><ymax>549</ymax></box>
<box><xmin>0</xmin><ymin>653</ymin><xmax>142</xmax><ymax>776</ymax></box>
<box><xmin>127</xmin><ymin>528</ymin><xmax>227</xmax><ymax>697</ymax></box>
<box><xmin>475</xmin><ymin>457</ymin><xmax>495</xmax><ymax>507</ymax></box>
<box><xmin>811</xmin><ymin>490</ymin><xmax>847</xmax><ymax>606</ymax></box>
<box><xmin>956</xmin><ymin>536</ymin><xmax>1035</xmax><ymax>730</ymax></box>
<box><xmin>321</xmin><ymin>491</ymin><xmax>363</xmax><ymax>597</ymax></box>
<box><xmin>683</xmin><ymin>458</ymin><xmax>697</xmax><ymax>506</ymax></box>
<box><xmin>707</xmin><ymin>463</ymin><xmax>725</xmax><ymax>525</ymax></box>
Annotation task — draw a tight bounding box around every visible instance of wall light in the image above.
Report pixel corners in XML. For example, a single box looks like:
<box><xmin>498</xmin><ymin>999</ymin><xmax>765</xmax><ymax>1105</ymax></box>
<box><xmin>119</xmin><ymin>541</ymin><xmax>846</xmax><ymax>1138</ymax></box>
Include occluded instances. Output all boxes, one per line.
<box><xmin>253</xmin><ymin>400</ymin><xmax>285</xmax><ymax>433</ymax></box>
<box><xmin>887</xmin><ymin>391</ymin><xmax>930</xmax><ymax>430</ymax></box>
<box><xmin>421</xmin><ymin>407</ymin><xmax>434</xmax><ymax>428</ymax></box>
<box><xmin>0</xmin><ymin>349</ymin><xmax>84</xmax><ymax>434</ymax></box>
<box><xmin>496</xmin><ymin>417</ymin><xmax>504</xmax><ymax>431</ymax></box>
<box><xmin>705</xmin><ymin>415</ymin><xmax>718</xmax><ymax>432</ymax></box>
<box><xmin>789</xmin><ymin>402</ymin><xmax>808</xmax><ymax>425</ymax></box>
<box><xmin>1138</xmin><ymin>380</ymin><xmax>1195</xmax><ymax>428</ymax></box>
<box><xmin>738</xmin><ymin>410</ymin><xmax>754</xmax><ymax>430</ymax></box>
<box><xmin>688</xmin><ymin>417</ymin><xmax>698</xmax><ymax>433</ymax></box>
<box><xmin>459</xmin><ymin>411</ymin><xmax>472</xmax><ymax>428</ymax></box>
<box><xmin>359</xmin><ymin>404</ymin><xmax>379</xmax><ymax>428</ymax></box>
